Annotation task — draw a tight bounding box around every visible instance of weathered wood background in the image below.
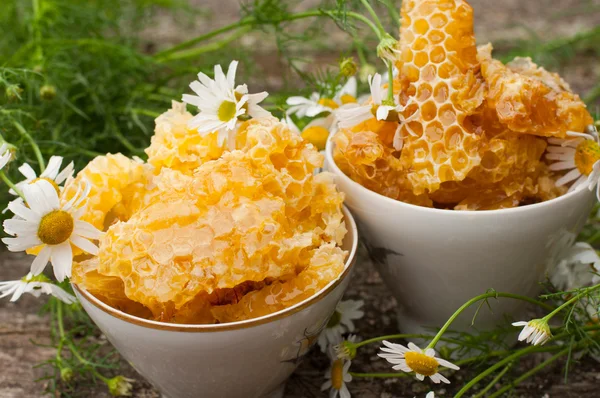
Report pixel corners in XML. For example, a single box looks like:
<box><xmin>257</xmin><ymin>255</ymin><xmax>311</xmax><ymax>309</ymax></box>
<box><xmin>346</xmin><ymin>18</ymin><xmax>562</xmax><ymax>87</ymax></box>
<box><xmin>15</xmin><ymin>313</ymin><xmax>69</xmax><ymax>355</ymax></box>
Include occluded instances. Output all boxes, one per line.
<box><xmin>1</xmin><ymin>0</ymin><xmax>600</xmax><ymax>397</ymax></box>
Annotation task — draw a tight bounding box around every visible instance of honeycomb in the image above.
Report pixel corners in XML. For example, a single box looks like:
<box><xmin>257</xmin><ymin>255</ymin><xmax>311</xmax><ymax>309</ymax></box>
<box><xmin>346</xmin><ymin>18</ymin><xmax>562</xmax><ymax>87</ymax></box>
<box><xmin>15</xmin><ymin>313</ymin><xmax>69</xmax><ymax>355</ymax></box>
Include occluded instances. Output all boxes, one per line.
<box><xmin>331</xmin><ymin>0</ymin><xmax>588</xmax><ymax>210</ymax></box>
<box><xmin>74</xmin><ymin>118</ymin><xmax>348</xmax><ymax>323</ymax></box>
<box><xmin>478</xmin><ymin>44</ymin><xmax>593</xmax><ymax>138</ymax></box>
<box><xmin>145</xmin><ymin>101</ymin><xmax>224</xmax><ymax>175</ymax></box>
<box><xmin>211</xmin><ymin>243</ymin><xmax>346</xmax><ymax>323</ymax></box>
<box><xmin>62</xmin><ymin>154</ymin><xmax>150</xmax><ymax>232</ymax></box>
<box><xmin>397</xmin><ymin>0</ymin><xmax>486</xmax><ymax>194</ymax></box>
<box><xmin>333</xmin><ymin>118</ymin><xmax>433</xmax><ymax>207</ymax></box>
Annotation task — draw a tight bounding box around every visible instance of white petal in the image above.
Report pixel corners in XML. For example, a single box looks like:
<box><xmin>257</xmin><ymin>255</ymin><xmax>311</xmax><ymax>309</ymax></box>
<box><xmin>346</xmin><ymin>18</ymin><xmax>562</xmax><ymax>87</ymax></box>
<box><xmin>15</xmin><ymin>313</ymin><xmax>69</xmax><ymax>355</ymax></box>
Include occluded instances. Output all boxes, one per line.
<box><xmin>226</xmin><ymin>60</ymin><xmax>239</xmax><ymax>89</ymax></box>
<box><xmin>55</xmin><ymin>161</ymin><xmax>75</xmax><ymax>184</ymax></box>
<box><xmin>40</xmin><ymin>156</ymin><xmax>63</xmax><ymax>179</ymax></box>
<box><xmin>18</xmin><ymin>163</ymin><xmax>37</xmax><ymax>180</ymax></box>
<box><xmin>50</xmin><ymin>243</ymin><xmax>73</xmax><ymax>282</ymax></box>
<box><xmin>2</xmin><ymin>235</ymin><xmax>42</xmax><ymax>252</ymax></box>
<box><xmin>549</xmin><ymin>160</ymin><xmax>577</xmax><ymax>171</ymax></box>
<box><xmin>70</xmin><ymin>235</ymin><xmax>99</xmax><ymax>255</ymax></box>
<box><xmin>74</xmin><ymin>220</ymin><xmax>103</xmax><ymax>240</ymax></box>
<box><xmin>556</xmin><ymin>168</ymin><xmax>582</xmax><ymax>186</ymax></box>
<box><xmin>437</xmin><ymin>358</ymin><xmax>460</xmax><ymax>370</ymax></box>
<box><xmin>31</xmin><ymin>245</ymin><xmax>52</xmax><ymax>275</ymax></box>
<box><xmin>8</xmin><ymin>198</ymin><xmax>40</xmax><ymax>221</ymax></box>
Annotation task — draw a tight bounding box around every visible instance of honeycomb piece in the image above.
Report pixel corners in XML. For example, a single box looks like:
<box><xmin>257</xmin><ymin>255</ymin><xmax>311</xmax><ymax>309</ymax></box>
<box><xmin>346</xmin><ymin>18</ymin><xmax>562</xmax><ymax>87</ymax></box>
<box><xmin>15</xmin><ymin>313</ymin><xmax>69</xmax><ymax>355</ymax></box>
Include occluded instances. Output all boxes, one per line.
<box><xmin>211</xmin><ymin>243</ymin><xmax>346</xmax><ymax>323</ymax></box>
<box><xmin>62</xmin><ymin>154</ymin><xmax>149</xmax><ymax>231</ymax></box>
<box><xmin>398</xmin><ymin>0</ymin><xmax>486</xmax><ymax>194</ymax></box>
<box><xmin>468</xmin><ymin>132</ymin><xmax>547</xmax><ymax>185</ymax></box>
<box><xmin>478</xmin><ymin>44</ymin><xmax>593</xmax><ymax>138</ymax></box>
<box><xmin>72</xmin><ymin>258</ymin><xmax>153</xmax><ymax>319</ymax></box>
<box><xmin>333</xmin><ymin>118</ymin><xmax>433</xmax><ymax>207</ymax></box>
<box><xmin>90</xmin><ymin>118</ymin><xmax>347</xmax><ymax>320</ymax></box>
<box><xmin>145</xmin><ymin>101</ymin><xmax>224</xmax><ymax>175</ymax></box>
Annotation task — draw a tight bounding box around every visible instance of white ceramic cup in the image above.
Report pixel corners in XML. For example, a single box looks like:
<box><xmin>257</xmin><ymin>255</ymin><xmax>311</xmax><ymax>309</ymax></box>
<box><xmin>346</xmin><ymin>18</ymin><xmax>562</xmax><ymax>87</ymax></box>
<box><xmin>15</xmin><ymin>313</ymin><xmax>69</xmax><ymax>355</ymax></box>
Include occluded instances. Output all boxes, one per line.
<box><xmin>326</xmin><ymin>140</ymin><xmax>596</xmax><ymax>334</ymax></box>
<box><xmin>74</xmin><ymin>207</ymin><xmax>358</xmax><ymax>398</ymax></box>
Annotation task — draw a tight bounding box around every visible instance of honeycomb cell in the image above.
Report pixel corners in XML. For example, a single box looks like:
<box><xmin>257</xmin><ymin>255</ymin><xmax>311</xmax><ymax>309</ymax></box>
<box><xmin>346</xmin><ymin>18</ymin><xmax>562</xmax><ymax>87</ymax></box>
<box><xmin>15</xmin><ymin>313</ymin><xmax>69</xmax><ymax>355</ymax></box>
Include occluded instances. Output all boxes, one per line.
<box><xmin>75</xmin><ymin>118</ymin><xmax>349</xmax><ymax>323</ymax></box>
<box><xmin>478</xmin><ymin>44</ymin><xmax>593</xmax><ymax>138</ymax></box>
<box><xmin>62</xmin><ymin>154</ymin><xmax>150</xmax><ymax>232</ymax></box>
<box><xmin>145</xmin><ymin>101</ymin><xmax>224</xmax><ymax>175</ymax></box>
<box><xmin>398</xmin><ymin>0</ymin><xmax>485</xmax><ymax>194</ymax></box>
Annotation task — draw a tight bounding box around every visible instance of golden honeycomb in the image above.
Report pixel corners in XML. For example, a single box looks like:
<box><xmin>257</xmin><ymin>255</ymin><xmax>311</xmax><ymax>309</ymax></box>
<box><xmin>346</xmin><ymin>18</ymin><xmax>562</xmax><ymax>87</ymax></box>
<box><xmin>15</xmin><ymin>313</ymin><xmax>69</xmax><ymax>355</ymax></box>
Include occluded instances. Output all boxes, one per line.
<box><xmin>62</xmin><ymin>153</ymin><xmax>150</xmax><ymax>232</ymax></box>
<box><xmin>73</xmin><ymin>118</ymin><xmax>348</xmax><ymax>323</ymax></box>
<box><xmin>397</xmin><ymin>0</ymin><xmax>486</xmax><ymax>194</ymax></box>
<box><xmin>145</xmin><ymin>101</ymin><xmax>224</xmax><ymax>175</ymax></box>
<box><xmin>333</xmin><ymin>118</ymin><xmax>433</xmax><ymax>207</ymax></box>
<box><xmin>331</xmin><ymin>0</ymin><xmax>589</xmax><ymax>210</ymax></box>
<box><xmin>478</xmin><ymin>44</ymin><xmax>593</xmax><ymax>138</ymax></box>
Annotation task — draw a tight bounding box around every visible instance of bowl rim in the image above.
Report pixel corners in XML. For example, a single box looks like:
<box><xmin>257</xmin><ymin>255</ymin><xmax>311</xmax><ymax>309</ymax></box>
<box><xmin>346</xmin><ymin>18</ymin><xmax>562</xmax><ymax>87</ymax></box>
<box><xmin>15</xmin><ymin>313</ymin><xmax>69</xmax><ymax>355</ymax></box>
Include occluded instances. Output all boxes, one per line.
<box><xmin>325</xmin><ymin>138</ymin><xmax>596</xmax><ymax>216</ymax></box>
<box><xmin>73</xmin><ymin>205</ymin><xmax>359</xmax><ymax>332</ymax></box>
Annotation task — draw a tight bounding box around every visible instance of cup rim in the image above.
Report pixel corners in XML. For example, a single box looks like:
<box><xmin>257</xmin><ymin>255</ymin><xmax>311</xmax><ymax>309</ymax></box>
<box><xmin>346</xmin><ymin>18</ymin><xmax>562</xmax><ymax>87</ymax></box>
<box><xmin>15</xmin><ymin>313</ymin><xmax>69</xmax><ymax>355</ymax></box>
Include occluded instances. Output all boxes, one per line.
<box><xmin>73</xmin><ymin>205</ymin><xmax>359</xmax><ymax>332</ymax></box>
<box><xmin>325</xmin><ymin>138</ymin><xmax>595</xmax><ymax>216</ymax></box>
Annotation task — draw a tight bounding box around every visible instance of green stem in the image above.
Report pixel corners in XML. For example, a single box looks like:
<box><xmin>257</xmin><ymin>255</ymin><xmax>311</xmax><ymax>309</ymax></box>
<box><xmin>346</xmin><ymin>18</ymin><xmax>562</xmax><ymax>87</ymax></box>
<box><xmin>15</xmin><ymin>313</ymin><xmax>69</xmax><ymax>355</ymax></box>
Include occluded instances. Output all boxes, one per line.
<box><xmin>473</xmin><ymin>362</ymin><xmax>513</xmax><ymax>398</ymax></box>
<box><xmin>155</xmin><ymin>10</ymin><xmax>382</xmax><ymax>62</ymax></box>
<box><xmin>13</xmin><ymin>121</ymin><xmax>45</xmax><ymax>171</ymax></box>
<box><xmin>154</xmin><ymin>19</ymin><xmax>250</xmax><ymax>59</ymax></box>
<box><xmin>543</xmin><ymin>284</ymin><xmax>600</xmax><ymax>321</ymax></box>
<box><xmin>0</xmin><ymin>171</ymin><xmax>24</xmax><ymax>199</ymax></box>
<box><xmin>386</xmin><ymin>62</ymin><xmax>394</xmax><ymax>101</ymax></box>
<box><xmin>454</xmin><ymin>344</ymin><xmax>550</xmax><ymax>398</ymax></box>
<box><xmin>359</xmin><ymin>0</ymin><xmax>386</xmax><ymax>35</ymax></box>
<box><xmin>354</xmin><ymin>333</ymin><xmax>477</xmax><ymax>350</ymax></box>
<box><xmin>426</xmin><ymin>292</ymin><xmax>555</xmax><ymax>349</ymax></box>
<box><xmin>454</xmin><ymin>326</ymin><xmax>600</xmax><ymax>398</ymax></box>
<box><xmin>486</xmin><ymin>347</ymin><xmax>571</xmax><ymax>398</ymax></box>
<box><xmin>350</xmin><ymin>372</ymin><xmax>408</xmax><ymax>379</ymax></box>
<box><xmin>130</xmin><ymin>108</ymin><xmax>161</xmax><ymax>118</ymax></box>
<box><xmin>157</xmin><ymin>27</ymin><xmax>251</xmax><ymax>63</ymax></box>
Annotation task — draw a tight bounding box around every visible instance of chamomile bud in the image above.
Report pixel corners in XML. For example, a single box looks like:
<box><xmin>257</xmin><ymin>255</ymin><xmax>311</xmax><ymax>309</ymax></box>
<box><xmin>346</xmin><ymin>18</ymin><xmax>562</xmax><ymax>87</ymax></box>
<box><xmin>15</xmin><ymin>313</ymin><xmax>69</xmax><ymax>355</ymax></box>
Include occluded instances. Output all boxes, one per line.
<box><xmin>377</xmin><ymin>33</ymin><xmax>401</xmax><ymax>64</ymax></box>
<box><xmin>340</xmin><ymin>57</ymin><xmax>358</xmax><ymax>77</ymax></box>
<box><xmin>40</xmin><ymin>85</ymin><xmax>57</xmax><ymax>101</ymax></box>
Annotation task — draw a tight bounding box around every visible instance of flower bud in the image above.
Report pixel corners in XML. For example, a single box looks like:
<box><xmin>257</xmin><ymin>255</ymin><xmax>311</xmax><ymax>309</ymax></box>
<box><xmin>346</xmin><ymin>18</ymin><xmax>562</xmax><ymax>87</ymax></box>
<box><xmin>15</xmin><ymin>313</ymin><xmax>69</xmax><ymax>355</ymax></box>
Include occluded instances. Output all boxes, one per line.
<box><xmin>106</xmin><ymin>375</ymin><xmax>135</xmax><ymax>397</ymax></box>
<box><xmin>40</xmin><ymin>85</ymin><xmax>57</xmax><ymax>101</ymax></box>
<box><xmin>339</xmin><ymin>57</ymin><xmax>358</xmax><ymax>77</ymax></box>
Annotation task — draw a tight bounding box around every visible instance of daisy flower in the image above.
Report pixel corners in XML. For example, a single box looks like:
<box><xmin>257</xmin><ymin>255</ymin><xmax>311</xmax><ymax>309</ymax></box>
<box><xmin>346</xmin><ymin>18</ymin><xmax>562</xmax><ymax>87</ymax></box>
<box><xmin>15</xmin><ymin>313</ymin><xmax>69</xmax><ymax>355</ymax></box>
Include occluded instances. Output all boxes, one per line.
<box><xmin>11</xmin><ymin>155</ymin><xmax>74</xmax><ymax>196</ymax></box>
<box><xmin>378</xmin><ymin>341</ymin><xmax>460</xmax><ymax>384</ymax></box>
<box><xmin>0</xmin><ymin>273</ymin><xmax>76</xmax><ymax>304</ymax></box>
<box><xmin>285</xmin><ymin>115</ymin><xmax>332</xmax><ymax>152</ymax></box>
<box><xmin>0</xmin><ymin>143</ymin><xmax>12</xmax><ymax>171</ymax></box>
<box><xmin>334</xmin><ymin>334</ymin><xmax>359</xmax><ymax>360</ymax></box>
<box><xmin>321</xmin><ymin>354</ymin><xmax>352</xmax><ymax>398</ymax></box>
<box><xmin>550</xmin><ymin>241</ymin><xmax>600</xmax><ymax>290</ymax></box>
<box><xmin>377</xmin><ymin>34</ymin><xmax>401</xmax><ymax>65</ymax></box>
<box><xmin>106</xmin><ymin>375</ymin><xmax>135</xmax><ymax>397</ymax></box>
<box><xmin>512</xmin><ymin>319</ymin><xmax>552</xmax><ymax>346</ymax></box>
<box><xmin>335</xmin><ymin>74</ymin><xmax>406</xmax><ymax>150</ymax></box>
<box><xmin>2</xmin><ymin>179</ymin><xmax>103</xmax><ymax>282</ymax></box>
<box><xmin>286</xmin><ymin>77</ymin><xmax>359</xmax><ymax>119</ymax></box>
<box><xmin>182</xmin><ymin>60</ymin><xmax>269</xmax><ymax>143</ymax></box>
<box><xmin>546</xmin><ymin>127</ymin><xmax>600</xmax><ymax>199</ymax></box>
<box><xmin>318</xmin><ymin>299</ymin><xmax>365</xmax><ymax>352</ymax></box>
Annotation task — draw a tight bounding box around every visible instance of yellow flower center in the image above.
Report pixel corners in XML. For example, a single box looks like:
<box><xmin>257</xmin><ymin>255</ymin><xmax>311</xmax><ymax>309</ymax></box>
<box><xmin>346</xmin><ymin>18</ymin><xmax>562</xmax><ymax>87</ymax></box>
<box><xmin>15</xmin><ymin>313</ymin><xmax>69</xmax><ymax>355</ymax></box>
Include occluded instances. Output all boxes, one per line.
<box><xmin>318</xmin><ymin>98</ymin><xmax>339</xmax><ymax>110</ymax></box>
<box><xmin>404</xmin><ymin>351</ymin><xmax>439</xmax><ymax>377</ymax></box>
<box><xmin>331</xmin><ymin>359</ymin><xmax>344</xmax><ymax>390</ymax></box>
<box><xmin>38</xmin><ymin>210</ymin><xmax>74</xmax><ymax>245</ymax></box>
<box><xmin>340</xmin><ymin>94</ymin><xmax>357</xmax><ymax>105</ymax></box>
<box><xmin>575</xmin><ymin>139</ymin><xmax>600</xmax><ymax>176</ymax></box>
<box><xmin>30</xmin><ymin>177</ymin><xmax>61</xmax><ymax>195</ymax></box>
<box><xmin>301</xmin><ymin>126</ymin><xmax>330</xmax><ymax>151</ymax></box>
<box><xmin>217</xmin><ymin>100</ymin><xmax>238</xmax><ymax>122</ymax></box>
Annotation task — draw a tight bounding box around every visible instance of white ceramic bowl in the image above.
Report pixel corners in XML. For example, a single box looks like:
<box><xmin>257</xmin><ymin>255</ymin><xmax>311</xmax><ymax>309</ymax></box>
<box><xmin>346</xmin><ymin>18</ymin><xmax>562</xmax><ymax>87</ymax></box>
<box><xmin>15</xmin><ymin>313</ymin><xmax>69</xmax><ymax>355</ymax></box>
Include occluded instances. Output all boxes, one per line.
<box><xmin>326</xmin><ymin>140</ymin><xmax>596</xmax><ymax>334</ymax></box>
<box><xmin>74</xmin><ymin>207</ymin><xmax>358</xmax><ymax>398</ymax></box>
